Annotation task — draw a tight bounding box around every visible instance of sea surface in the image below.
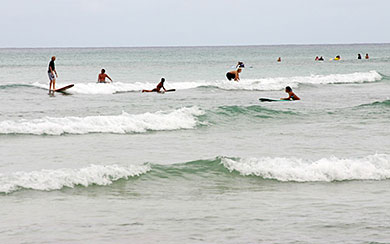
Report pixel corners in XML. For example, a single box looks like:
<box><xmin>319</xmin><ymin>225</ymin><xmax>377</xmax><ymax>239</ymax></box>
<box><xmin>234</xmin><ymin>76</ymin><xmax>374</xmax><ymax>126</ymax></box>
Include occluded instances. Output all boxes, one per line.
<box><xmin>0</xmin><ymin>44</ymin><xmax>389</xmax><ymax>244</ymax></box>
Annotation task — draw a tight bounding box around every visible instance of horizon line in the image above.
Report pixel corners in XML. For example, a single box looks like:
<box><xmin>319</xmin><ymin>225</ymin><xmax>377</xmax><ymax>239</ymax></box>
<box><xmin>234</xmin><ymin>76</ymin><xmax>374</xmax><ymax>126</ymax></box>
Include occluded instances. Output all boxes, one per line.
<box><xmin>0</xmin><ymin>42</ymin><xmax>389</xmax><ymax>49</ymax></box>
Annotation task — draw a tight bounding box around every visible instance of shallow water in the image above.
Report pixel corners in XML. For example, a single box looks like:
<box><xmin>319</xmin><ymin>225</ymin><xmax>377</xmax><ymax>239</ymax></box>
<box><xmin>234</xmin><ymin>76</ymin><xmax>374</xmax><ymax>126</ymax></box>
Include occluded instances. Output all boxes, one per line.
<box><xmin>1</xmin><ymin>44</ymin><xmax>390</xmax><ymax>243</ymax></box>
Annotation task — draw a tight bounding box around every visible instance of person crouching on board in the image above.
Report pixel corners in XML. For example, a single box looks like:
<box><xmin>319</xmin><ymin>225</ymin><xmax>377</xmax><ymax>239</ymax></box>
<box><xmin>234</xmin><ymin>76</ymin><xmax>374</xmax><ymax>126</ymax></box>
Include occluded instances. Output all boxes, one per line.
<box><xmin>97</xmin><ymin>69</ymin><xmax>113</xmax><ymax>83</ymax></box>
<box><xmin>281</xmin><ymin>86</ymin><xmax>300</xmax><ymax>100</ymax></box>
<box><xmin>48</xmin><ymin>56</ymin><xmax>58</xmax><ymax>92</ymax></box>
<box><xmin>226</xmin><ymin>68</ymin><xmax>242</xmax><ymax>82</ymax></box>
<box><xmin>142</xmin><ymin>78</ymin><xmax>167</xmax><ymax>93</ymax></box>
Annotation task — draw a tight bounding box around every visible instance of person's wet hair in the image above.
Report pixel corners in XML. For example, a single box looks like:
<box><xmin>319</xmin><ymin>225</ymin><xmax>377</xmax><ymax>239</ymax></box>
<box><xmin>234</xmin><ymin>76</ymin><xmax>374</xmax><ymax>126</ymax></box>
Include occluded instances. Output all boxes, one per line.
<box><xmin>161</xmin><ymin>78</ymin><xmax>165</xmax><ymax>82</ymax></box>
<box><xmin>101</xmin><ymin>69</ymin><xmax>105</xmax><ymax>73</ymax></box>
<box><xmin>285</xmin><ymin>86</ymin><xmax>292</xmax><ymax>92</ymax></box>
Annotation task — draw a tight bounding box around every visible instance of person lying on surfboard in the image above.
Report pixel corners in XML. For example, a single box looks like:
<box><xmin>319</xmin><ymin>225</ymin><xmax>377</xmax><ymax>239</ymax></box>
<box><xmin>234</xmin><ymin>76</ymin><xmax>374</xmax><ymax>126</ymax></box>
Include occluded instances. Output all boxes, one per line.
<box><xmin>97</xmin><ymin>69</ymin><xmax>113</xmax><ymax>83</ymax></box>
<box><xmin>226</xmin><ymin>68</ymin><xmax>242</xmax><ymax>81</ymax></box>
<box><xmin>281</xmin><ymin>86</ymin><xmax>300</xmax><ymax>100</ymax></box>
<box><xmin>142</xmin><ymin>78</ymin><xmax>167</xmax><ymax>93</ymax></box>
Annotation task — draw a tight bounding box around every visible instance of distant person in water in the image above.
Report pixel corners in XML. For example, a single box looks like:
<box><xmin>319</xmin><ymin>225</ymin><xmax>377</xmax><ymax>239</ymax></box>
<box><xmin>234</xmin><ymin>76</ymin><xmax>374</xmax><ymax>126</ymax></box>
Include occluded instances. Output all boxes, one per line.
<box><xmin>226</xmin><ymin>68</ymin><xmax>242</xmax><ymax>81</ymax></box>
<box><xmin>48</xmin><ymin>56</ymin><xmax>58</xmax><ymax>92</ymax></box>
<box><xmin>142</xmin><ymin>78</ymin><xmax>167</xmax><ymax>93</ymax></box>
<box><xmin>97</xmin><ymin>69</ymin><xmax>113</xmax><ymax>83</ymax></box>
<box><xmin>277</xmin><ymin>57</ymin><xmax>282</xmax><ymax>62</ymax></box>
<box><xmin>315</xmin><ymin>56</ymin><xmax>319</xmax><ymax>61</ymax></box>
<box><xmin>365</xmin><ymin>53</ymin><xmax>369</xmax><ymax>59</ymax></box>
<box><xmin>236</xmin><ymin>61</ymin><xmax>245</xmax><ymax>68</ymax></box>
<box><xmin>357</xmin><ymin>54</ymin><xmax>362</xmax><ymax>59</ymax></box>
<box><xmin>318</xmin><ymin>56</ymin><xmax>324</xmax><ymax>61</ymax></box>
<box><xmin>334</xmin><ymin>55</ymin><xmax>341</xmax><ymax>60</ymax></box>
<box><xmin>281</xmin><ymin>86</ymin><xmax>300</xmax><ymax>100</ymax></box>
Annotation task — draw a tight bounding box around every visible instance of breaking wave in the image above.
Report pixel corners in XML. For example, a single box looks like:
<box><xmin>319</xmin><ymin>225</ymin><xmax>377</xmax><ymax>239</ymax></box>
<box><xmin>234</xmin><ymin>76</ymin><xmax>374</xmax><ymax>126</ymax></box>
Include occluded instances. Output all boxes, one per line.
<box><xmin>25</xmin><ymin>71</ymin><xmax>382</xmax><ymax>94</ymax></box>
<box><xmin>2</xmin><ymin>154</ymin><xmax>389</xmax><ymax>194</ymax></box>
<box><xmin>220</xmin><ymin>154</ymin><xmax>390</xmax><ymax>182</ymax></box>
<box><xmin>0</xmin><ymin>107</ymin><xmax>204</xmax><ymax>135</ymax></box>
<box><xmin>0</xmin><ymin>164</ymin><xmax>150</xmax><ymax>194</ymax></box>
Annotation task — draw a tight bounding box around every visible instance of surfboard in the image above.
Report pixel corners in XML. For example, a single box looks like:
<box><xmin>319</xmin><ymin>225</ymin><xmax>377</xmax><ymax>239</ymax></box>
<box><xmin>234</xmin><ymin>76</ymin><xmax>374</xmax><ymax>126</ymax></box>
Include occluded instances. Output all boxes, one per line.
<box><xmin>259</xmin><ymin>98</ymin><xmax>290</xmax><ymax>102</ymax></box>
<box><xmin>159</xmin><ymin>89</ymin><xmax>176</xmax><ymax>94</ymax></box>
<box><xmin>54</xmin><ymin>84</ymin><xmax>74</xmax><ymax>93</ymax></box>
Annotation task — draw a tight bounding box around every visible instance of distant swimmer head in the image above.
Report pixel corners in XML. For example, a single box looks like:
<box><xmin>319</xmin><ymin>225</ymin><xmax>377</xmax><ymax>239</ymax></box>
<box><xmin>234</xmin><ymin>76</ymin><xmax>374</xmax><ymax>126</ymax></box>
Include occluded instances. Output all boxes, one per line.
<box><xmin>101</xmin><ymin>69</ymin><xmax>106</xmax><ymax>74</ymax></box>
<box><xmin>51</xmin><ymin>56</ymin><xmax>56</xmax><ymax>61</ymax></box>
<box><xmin>161</xmin><ymin>77</ymin><xmax>165</xmax><ymax>82</ymax></box>
<box><xmin>285</xmin><ymin>86</ymin><xmax>292</xmax><ymax>92</ymax></box>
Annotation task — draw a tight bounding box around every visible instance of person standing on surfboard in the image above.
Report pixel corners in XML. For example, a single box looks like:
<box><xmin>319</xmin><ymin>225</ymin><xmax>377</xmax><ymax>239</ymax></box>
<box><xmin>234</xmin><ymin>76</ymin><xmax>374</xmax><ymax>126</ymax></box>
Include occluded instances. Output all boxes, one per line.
<box><xmin>226</xmin><ymin>68</ymin><xmax>242</xmax><ymax>81</ymax></box>
<box><xmin>142</xmin><ymin>78</ymin><xmax>167</xmax><ymax>93</ymax></box>
<box><xmin>97</xmin><ymin>69</ymin><xmax>113</xmax><ymax>83</ymax></box>
<box><xmin>48</xmin><ymin>56</ymin><xmax>58</xmax><ymax>92</ymax></box>
<box><xmin>281</xmin><ymin>86</ymin><xmax>300</xmax><ymax>100</ymax></box>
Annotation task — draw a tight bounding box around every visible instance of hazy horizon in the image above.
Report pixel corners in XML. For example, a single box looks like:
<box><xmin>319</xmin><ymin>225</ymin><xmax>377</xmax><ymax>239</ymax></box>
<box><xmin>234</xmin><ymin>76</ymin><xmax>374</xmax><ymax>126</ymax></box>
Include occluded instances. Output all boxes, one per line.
<box><xmin>1</xmin><ymin>0</ymin><xmax>389</xmax><ymax>48</ymax></box>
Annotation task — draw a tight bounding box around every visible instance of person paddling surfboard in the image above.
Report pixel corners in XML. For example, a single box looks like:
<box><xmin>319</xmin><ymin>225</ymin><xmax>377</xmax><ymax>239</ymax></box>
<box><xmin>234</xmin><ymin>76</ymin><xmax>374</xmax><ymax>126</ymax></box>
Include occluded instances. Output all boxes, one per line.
<box><xmin>142</xmin><ymin>78</ymin><xmax>168</xmax><ymax>93</ymax></box>
<box><xmin>281</xmin><ymin>86</ymin><xmax>300</xmax><ymax>100</ymax></box>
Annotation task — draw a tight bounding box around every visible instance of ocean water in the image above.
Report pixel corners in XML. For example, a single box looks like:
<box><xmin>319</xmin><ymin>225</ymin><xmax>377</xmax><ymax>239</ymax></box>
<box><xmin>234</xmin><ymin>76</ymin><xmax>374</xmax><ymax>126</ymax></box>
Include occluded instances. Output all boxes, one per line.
<box><xmin>0</xmin><ymin>44</ymin><xmax>390</xmax><ymax>243</ymax></box>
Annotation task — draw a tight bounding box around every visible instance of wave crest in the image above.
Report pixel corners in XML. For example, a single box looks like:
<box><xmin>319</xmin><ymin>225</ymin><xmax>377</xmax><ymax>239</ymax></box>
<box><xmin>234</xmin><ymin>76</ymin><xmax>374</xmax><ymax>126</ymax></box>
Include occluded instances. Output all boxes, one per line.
<box><xmin>221</xmin><ymin>154</ymin><xmax>390</xmax><ymax>182</ymax></box>
<box><xmin>0</xmin><ymin>164</ymin><xmax>150</xmax><ymax>194</ymax></box>
<box><xmin>27</xmin><ymin>71</ymin><xmax>382</xmax><ymax>94</ymax></box>
<box><xmin>0</xmin><ymin>107</ymin><xmax>204</xmax><ymax>135</ymax></box>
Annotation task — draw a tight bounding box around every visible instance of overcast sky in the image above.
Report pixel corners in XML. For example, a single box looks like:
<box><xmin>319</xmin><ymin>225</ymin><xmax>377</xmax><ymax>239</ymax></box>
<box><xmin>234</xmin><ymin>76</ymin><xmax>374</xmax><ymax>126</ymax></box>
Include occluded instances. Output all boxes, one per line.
<box><xmin>0</xmin><ymin>0</ymin><xmax>388</xmax><ymax>47</ymax></box>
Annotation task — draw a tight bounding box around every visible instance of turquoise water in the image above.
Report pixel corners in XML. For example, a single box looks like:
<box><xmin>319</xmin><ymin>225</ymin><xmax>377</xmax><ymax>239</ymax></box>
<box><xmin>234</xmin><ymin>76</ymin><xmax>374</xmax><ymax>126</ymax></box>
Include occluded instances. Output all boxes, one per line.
<box><xmin>0</xmin><ymin>44</ymin><xmax>390</xmax><ymax>243</ymax></box>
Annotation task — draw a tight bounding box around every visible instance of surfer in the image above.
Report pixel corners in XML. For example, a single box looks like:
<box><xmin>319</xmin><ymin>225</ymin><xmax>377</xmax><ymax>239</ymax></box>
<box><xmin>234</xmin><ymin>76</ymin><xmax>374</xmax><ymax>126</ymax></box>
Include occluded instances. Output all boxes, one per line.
<box><xmin>226</xmin><ymin>68</ymin><xmax>242</xmax><ymax>81</ymax></box>
<box><xmin>277</xmin><ymin>57</ymin><xmax>281</xmax><ymax>62</ymax></box>
<box><xmin>281</xmin><ymin>86</ymin><xmax>300</xmax><ymax>100</ymax></box>
<box><xmin>142</xmin><ymin>78</ymin><xmax>167</xmax><ymax>93</ymax></box>
<box><xmin>236</xmin><ymin>61</ymin><xmax>245</xmax><ymax>68</ymax></box>
<box><xmin>97</xmin><ymin>69</ymin><xmax>113</xmax><ymax>83</ymax></box>
<box><xmin>318</xmin><ymin>56</ymin><xmax>324</xmax><ymax>61</ymax></box>
<box><xmin>48</xmin><ymin>56</ymin><xmax>58</xmax><ymax>92</ymax></box>
<box><xmin>357</xmin><ymin>54</ymin><xmax>362</xmax><ymax>59</ymax></box>
<box><xmin>365</xmin><ymin>53</ymin><xmax>369</xmax><ymax>59</ymax></box>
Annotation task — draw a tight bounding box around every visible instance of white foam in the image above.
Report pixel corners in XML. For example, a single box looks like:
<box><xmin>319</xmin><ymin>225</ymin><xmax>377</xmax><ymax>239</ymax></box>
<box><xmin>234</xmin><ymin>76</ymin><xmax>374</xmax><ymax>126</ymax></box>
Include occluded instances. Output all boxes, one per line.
<box><xmin>0</xmin><ymin>107</ymin><xmax>204</xmax><ymax>135</ymax></box>
<box><xmin>221</xmin><ymin>154</ymin><xmax>390</xmax><ymax>182</ymax></box>
<box><xmin>0</xmin><ymin>164</ymin><xmax>150</xmax><ymax>194</ymax></box>
<box><xmin>31</xmin><ymin>71</ymin><xmax>382</xmax><ymax>94</ymax></box>
<box><xmin>211</xmin><ymin>70</ymin><xmax>382</xmax><ymax>91</ymax></box>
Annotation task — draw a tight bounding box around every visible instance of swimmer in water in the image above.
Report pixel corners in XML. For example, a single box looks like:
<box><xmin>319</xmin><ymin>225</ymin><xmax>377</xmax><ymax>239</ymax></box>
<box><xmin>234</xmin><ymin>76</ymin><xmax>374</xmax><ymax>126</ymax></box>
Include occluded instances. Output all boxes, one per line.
<box><xmin>97</xmin><ymin>69</ymin><xmax>113</xmax><ymax>83</ymax></box>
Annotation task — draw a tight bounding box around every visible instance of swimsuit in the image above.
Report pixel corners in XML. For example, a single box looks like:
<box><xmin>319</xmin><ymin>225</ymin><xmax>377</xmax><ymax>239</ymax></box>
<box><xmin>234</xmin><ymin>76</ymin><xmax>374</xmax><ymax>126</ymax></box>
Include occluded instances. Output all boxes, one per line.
<box><xmin>226</xmin><ymin>72</ymin><xmax>236</xmax><ymax>81</ymax></box>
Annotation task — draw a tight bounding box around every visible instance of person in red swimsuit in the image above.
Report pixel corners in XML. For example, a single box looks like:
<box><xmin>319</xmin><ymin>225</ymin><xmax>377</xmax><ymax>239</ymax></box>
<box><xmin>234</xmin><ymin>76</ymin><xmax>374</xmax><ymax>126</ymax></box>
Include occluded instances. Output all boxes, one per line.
<box><xmin>97</xmin><ymin>69</ymin><xmax>113</xmax><ymax>83</ymax></box>
<box><xmin>142</xmin><ymin>78</ymin><xmax>167</xmax><ymax>93</ymax></box>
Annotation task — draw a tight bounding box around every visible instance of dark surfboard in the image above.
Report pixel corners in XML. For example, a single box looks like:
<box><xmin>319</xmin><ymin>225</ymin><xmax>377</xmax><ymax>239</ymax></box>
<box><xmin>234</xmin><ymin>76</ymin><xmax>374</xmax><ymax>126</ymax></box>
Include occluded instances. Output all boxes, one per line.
<box><xmin>259</xmin><ymin>98</ymin><xmax>290</xmax><ymax>102</ymax></box>
<box><xmin>54</xmin><ymin>84</ymin><xmax>74</xmax><ymax>93</ymax></box>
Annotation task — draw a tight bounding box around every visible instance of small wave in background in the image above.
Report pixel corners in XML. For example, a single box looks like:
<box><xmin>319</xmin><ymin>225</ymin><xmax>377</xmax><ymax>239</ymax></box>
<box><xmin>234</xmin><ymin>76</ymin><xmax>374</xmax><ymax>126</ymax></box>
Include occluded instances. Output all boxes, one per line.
<box><xmin>25</xmin><ymin>71</ymin><xmax>382</xmax><ymax>94</ymax></box>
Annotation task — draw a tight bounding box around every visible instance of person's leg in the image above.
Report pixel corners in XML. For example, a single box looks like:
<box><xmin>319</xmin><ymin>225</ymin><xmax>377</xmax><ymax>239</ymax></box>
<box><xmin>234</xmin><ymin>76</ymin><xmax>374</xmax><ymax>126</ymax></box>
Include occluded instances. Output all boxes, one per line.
<box><xmin>52</xmin><ymin>78</ymin><xmax>56</xmax><ymax>91</ymax></box>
